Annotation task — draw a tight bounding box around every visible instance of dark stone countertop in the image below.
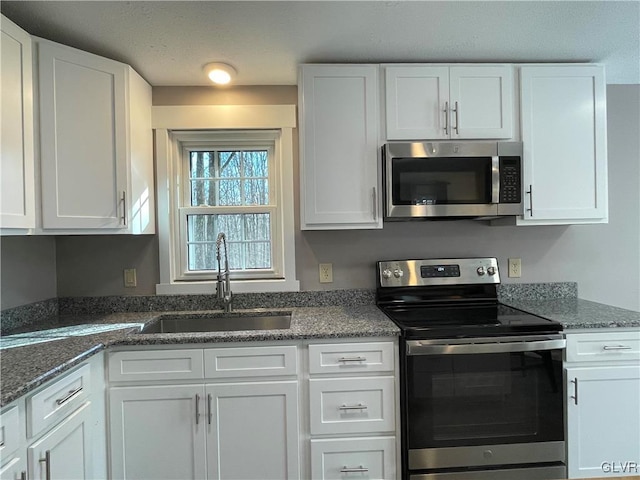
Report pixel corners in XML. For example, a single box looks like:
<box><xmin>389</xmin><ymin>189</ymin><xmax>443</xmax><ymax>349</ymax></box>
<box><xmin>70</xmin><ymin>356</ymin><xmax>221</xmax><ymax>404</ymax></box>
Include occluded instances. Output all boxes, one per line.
<box><xmin>503</xmin><ymin>298</ymin><xmax>640</xmax><ymax>329</ymax></box>
<box><xmin>0</xmin><ymin>306</ymin><xmax>399</xmax><ymax>407</ymax></box>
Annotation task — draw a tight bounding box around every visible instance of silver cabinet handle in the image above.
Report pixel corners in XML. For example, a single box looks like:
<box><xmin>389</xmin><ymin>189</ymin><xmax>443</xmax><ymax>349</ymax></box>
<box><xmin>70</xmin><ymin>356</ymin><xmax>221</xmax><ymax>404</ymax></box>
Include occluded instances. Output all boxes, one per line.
<box><xmin>56</xmin><ymin>387</ymin><xmax>83</xmax><ymax>406</ymax></box>
<box><xmin>338</xmin><ymin>356</ymin><xmax>367</xmax><ymax>363</ymax></box>
<box><xmin>207</xmin><ymin>394</ymin><xmax>212</xmax><ymax>425</ymax></box>
<box><xmin>372</xmin><ymin>187</ymin><xmax>377</xmax><ymax>221</ymax></box>
<box><xmin>603</xmin><ymin>345</ymin><xmax>632</xmax><ymax>351</ymax></box>
<box><xmin>444</xmin><ymin>101</ymin><xmax>449</xmax><ymax>135</ymax></box>
<box><xmin>195</xmin><ymin>394</ymin><xmax>201</xmax><ymax>425</ymax></box>
<box><xmin>570</xmin><ymin>378</ymin><xmax>578</xmax><ymax>405</ymax></box>
<box><xmin>39</xmin><ymin>450</ymin><xmax>51</xmax><ymax>480</ymax></box>
<box><xmin>120</xmin><ymin>191</ymin><xmax>127</xmax><ymax>226</ymax></box>
<box><xmin>340</xmin><ymin>465</ymin><xmax>369</xmax><ymax>473</ymax></box>
<box><xmin>453</xmin><ymin>101</ymin><xmax>460</xmax><ymax>135</ymax></box>
<box><xmin>338</xmin><ymin>403</ymin><xmax>367</xmax><ymax>411</ymax></box>
<box><xmin>526</xmin><ymin>185</ymin><xmax>534</xmax><ymax>217</ymax></box>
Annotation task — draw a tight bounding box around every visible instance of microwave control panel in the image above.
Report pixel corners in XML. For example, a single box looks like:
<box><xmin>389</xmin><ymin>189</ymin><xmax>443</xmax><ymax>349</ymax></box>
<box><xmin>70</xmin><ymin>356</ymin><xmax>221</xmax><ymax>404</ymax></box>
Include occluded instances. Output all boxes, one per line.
<box><xmin>499</xmin><ymin>157</ymin><xmax>522</xmax><ymax>204</ymax></box>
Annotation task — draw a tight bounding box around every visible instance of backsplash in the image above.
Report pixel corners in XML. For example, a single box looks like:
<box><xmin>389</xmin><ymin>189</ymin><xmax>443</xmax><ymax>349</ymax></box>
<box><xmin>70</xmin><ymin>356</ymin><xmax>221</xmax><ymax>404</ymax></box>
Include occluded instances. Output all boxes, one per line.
<box><xmin>0</xmin><ymin>283</ymin><xmax>578</xmax><ymax>335</ymax></box>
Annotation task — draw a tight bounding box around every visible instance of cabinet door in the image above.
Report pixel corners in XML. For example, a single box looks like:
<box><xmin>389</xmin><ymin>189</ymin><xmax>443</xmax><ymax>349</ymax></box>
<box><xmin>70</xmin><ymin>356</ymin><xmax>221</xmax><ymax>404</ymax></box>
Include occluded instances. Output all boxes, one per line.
<box><xmin>449</xmin><ymin>66</ymin><xmax>513</xmax><ymax>139</ymax></box>
<box><xmin>299</xmin><ymin>65</ymin><xmax>381</xmax><ymax>229</ymax></box>
<box><xmin>38</xmin><ymin>40</ymin><xmax>128</xmax><ymax>229</ymax></box>
<box><xmin>0</xmin><ymin>455</ymin><xmax>27</xmax><ymax>480</ymax></box>
<box><xmin>109</xmin><ymin>385</ymin><xmax>206</xmax><ymax>480</ymax></box>
<box><xmin>206</xmin><ymin>381</ymin><xmax>299</xmax><ymax>480</ymax></box>
<box><xmin>385</xmin><ymin>65</ymin><xmax>450</xmax><ymax>140</ymax></box>
<box><xmin>0</xmin><ymin>15</ymin><xmax>35</xmax><ymax>230</ymax></box>
<box><xmin>27</xmin><ymin>402</ymin><xmax>91</xmax><ymax>480</ymax></box>
<box><xmin>519</xmin><ymin>65</ymin><xmax>607</xmax><ymax>224</ymax></box>
<box><xmin>566</xmin><ymin>365</ymin><xmax>640</xmax><ymax>478</ymax></box>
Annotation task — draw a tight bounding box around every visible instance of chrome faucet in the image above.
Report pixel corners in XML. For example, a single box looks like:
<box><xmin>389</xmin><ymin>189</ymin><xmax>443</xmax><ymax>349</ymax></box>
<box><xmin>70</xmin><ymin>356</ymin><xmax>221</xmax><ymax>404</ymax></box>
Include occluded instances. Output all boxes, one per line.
<box><xmin>215</xmin><ymin>232</ymin><xmax>232</xmax><ymax>312</ymax></box>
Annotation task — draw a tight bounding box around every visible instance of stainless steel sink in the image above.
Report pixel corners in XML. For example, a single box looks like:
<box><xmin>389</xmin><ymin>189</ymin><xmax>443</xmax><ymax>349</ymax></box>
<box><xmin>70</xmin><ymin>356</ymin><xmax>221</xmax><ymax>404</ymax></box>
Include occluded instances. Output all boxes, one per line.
<box><xmin>140</xmin><ymin>313</ymin><xmax>292</xmax><ymax>334</ymax></box>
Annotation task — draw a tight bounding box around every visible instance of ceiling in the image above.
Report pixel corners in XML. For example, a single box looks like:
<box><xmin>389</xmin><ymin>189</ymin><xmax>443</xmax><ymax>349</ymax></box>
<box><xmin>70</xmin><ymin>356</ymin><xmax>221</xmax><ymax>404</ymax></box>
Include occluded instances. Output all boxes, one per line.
<box><xmin>2</xmin><ymin>1</ymin><xmax>639</xmax><ymax>86</ymax></box>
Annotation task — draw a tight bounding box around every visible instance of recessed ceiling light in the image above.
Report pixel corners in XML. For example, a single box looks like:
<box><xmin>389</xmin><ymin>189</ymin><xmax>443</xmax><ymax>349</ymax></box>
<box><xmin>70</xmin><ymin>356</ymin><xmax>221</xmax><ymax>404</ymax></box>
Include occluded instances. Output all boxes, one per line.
<box><xmin>203</xmin><ymin>62</ymin><xmax>237</xmax><ymax>85</ymax></box>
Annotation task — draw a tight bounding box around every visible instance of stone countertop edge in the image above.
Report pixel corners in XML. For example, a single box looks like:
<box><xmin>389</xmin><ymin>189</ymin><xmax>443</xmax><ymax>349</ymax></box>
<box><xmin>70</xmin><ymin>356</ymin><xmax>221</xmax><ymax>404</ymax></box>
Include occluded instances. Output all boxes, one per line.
<box><xmin>503</xmin><ymin>298</ymin><xmax>640</xmax><ymax>329</ymax></box>
<box><xmin>0</xmin><ymin>306</ymin><xmax>399</xmax><ymax>407</ymax></box>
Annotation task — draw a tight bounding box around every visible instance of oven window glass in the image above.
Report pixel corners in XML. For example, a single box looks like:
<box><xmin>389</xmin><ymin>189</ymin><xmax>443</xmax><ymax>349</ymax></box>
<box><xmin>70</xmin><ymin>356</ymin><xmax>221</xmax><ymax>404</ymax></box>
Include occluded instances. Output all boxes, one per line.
<box><xmin>391</xmin><ymin>157</ymin><xmax>492</xmax><ymax>206</ymax></box>
<box><xmin>405</xmin><ymin>349</ymin><xmax>563</xmax><ymax>448</ymax></box>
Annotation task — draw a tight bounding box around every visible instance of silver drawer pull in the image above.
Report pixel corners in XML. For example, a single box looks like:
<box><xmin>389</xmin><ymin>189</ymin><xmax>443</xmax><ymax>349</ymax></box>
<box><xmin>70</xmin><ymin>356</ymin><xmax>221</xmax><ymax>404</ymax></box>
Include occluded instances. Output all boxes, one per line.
<box><xmin>603</xmin><ymin>345</ymin><xmax>632</xmax><ymax>351</ymax></box>
<box><xmin>338</xmin><ymin>356</ymin><xmax>366</xmax><ymax>363</ymax></box>
<box><xmin>338</xmin><ymin>403</ymin><xmax>367</xmax><ymax>411</ymax></box>
<box><xmin>340</xmin><ymin>465</ymin><xmax>369</xmax><ymax>473</ymax></box>
<box><xmin>56</xmin><ymin>387</ymin><xmax>83</xmax><ymax>406</ymax></box>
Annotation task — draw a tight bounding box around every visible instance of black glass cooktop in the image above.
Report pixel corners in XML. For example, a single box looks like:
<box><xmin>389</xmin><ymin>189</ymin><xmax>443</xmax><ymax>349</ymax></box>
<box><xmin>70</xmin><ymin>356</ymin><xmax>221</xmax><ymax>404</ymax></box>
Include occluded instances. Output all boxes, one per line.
<box><xmin>379</xmin><ymin>303</ymin><xmax>563</xmax><ymax>339</ymax></box>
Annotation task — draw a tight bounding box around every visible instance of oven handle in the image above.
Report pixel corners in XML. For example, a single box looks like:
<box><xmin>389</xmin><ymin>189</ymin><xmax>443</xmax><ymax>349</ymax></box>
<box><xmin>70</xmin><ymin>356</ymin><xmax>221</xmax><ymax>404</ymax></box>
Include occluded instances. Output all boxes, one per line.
<box><xmin>406</xmin><ymin>335</ymin><xmax>566</xmax><ymax>356</ymax></box>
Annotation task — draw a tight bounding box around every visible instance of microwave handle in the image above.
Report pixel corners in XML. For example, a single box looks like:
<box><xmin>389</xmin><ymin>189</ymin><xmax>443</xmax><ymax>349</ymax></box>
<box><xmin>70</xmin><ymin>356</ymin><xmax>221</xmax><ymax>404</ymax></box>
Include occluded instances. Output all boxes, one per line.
<box><xmin>491</xmin><ymin>156</ymin><xmax>500</xmax><ymax>204</ymax></box>
<box><xmin>372</xmin><ymin>187</ymin><xmax>377</xmax><ymax>221</ymax></box>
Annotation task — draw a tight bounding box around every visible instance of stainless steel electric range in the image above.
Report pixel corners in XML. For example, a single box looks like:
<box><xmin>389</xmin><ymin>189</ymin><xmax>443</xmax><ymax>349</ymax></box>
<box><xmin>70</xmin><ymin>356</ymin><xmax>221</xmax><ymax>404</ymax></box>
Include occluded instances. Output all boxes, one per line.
<box><xmin>376</xmin><ymin>258</ymin><xmax>566</xmax><ymax>480</ymax></box>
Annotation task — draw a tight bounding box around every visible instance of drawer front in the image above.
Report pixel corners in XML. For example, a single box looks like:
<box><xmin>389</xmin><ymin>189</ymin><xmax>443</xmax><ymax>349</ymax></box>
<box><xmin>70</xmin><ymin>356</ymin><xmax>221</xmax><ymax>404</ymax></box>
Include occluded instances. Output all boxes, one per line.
<box><xmin>311</xmin><ymin>437</ymin><xmax>397</xmax><ymax>480</ymax></box>
<box><xmin>0</xmin><ymin>405</ymin><xmax>21</xmax><ymax>462</ymax></box>
<box><xmin>309</xmin><ymin>342</ymin><xmax>395</xmax><ymax>375</ymax></box>
<box><xmin>27</xmin><ymin>364</ymin><xmax>90</xmax><ymax>439</ymax></box>
<box><xmin>566</xmin><ymin>331</ymin><xmax>640</xmax><ymax>363</ymax></box>
<box><xmin>204</xmin><ymin>345</ymin><xmax>297</xmax><ymax>378</ymax></box>
<box><xmin>108</xmin><ymin>349</ymin><xmax>204</xmax><ymax>382</ymax></box>
<box><xmin>309</xmin><ymin>377</ymin><xmax>395</xmax><ymax>435</ymax></box>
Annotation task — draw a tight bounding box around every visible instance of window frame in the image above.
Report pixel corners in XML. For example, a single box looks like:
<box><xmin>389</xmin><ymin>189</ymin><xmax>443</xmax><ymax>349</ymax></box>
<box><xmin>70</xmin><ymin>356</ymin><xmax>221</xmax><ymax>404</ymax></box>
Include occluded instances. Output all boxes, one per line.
<box><xmin>153</xmin><ymin>104</ymin><xmax>299</xmax><ymax>294</ymax></box>
<box><xmin>175</xmin><ymin>132</ymin><xmax>282</xmax><ymax>281</ymax></box>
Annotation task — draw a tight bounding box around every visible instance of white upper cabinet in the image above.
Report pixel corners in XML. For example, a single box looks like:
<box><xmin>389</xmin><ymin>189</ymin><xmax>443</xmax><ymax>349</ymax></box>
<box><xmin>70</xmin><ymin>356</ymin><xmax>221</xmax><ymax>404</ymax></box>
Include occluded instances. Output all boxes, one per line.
<box><xmin>299</xmin><ymin>64</ymin><xmax>382</xmax><ymax>229</ymax></box>
<box><xmin>0</xmin><ymin>15</ymin><xmax>35</xmax><ymax>231</ymax></box>
<box><xmin>37</xmin><ymin>38</ymin><xmax>155</xmax><ymax>234</ymax></box>
<box><xmin>518</xmin><ymin>65</ymin><xmax>608</xmax><ymax>225</ymax></box>
<box><xmin>385</xmin><ymin>65</ymin><xmax>514</xmax><ymax>140</ymax></box>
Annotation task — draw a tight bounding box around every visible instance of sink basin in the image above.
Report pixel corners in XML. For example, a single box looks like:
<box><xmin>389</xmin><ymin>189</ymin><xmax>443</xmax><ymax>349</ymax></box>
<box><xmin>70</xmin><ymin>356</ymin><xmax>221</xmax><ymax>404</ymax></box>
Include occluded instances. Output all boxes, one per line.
<box><xmin>140</xmin><ymin>313</ymin><xmax>292</xmax><ymax>334</ymax></box>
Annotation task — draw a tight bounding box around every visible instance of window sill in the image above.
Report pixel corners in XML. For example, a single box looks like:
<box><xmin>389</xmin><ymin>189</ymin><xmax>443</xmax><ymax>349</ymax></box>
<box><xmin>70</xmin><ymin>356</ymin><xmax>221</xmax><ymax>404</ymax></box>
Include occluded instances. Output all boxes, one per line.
<box><xmin>156</xmin><ymin>278</ymin><xmax>300</xmax><ymax>295</ymax></box>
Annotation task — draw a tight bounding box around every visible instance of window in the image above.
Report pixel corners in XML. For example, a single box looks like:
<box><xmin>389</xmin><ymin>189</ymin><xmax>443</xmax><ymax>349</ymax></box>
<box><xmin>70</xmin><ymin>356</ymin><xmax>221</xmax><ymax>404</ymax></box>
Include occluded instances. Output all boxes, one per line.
<box><xmin>177</xmin><ymin>132</ymin><xmax>281</xmax><ymax>280</ymax></box>
<box><xmin>153</xmin><ymin>104</ymin><xmax>298</xmax><ymax>294</ymax></box>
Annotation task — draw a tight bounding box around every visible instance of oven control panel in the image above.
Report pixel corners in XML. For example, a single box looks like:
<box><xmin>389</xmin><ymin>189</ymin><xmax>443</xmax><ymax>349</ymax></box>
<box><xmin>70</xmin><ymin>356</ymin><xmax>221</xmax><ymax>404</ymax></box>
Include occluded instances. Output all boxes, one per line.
<box><xmin>378</xmin><ymin>258</ymin><xmax>500</xmax><ymax>287</ymax></box>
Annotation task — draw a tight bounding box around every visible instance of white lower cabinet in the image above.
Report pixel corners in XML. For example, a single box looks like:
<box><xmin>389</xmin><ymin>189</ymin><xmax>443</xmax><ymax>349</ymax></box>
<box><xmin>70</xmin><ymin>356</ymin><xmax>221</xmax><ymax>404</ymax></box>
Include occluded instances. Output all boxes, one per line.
<box><xmin>0</xmin><ymin>353</ymin><xmax>105</xmax><ymax>480</ymax></box>
<box><xmin>307</xmin><ymin>340</ymin><xmax>399</xmax><ymax>480</ymax></box>
<box><xmin>107</xmin><ymin>345</ymin><xmax>300</xmax><ymax>480</ymax></box>
<box><xmin>310</xmin><ymin>437</ymin><xmax>396</xmax><ymax>480</ymax></box>
<box><xmin>27</xmin><ymin>403</ymin><xmax>92</xmax><ymax>480</ymax></box>
<box><xmin>565</xmin><ymin>330</ymin><xmax>640</xmax><ymax>478</ymax></box>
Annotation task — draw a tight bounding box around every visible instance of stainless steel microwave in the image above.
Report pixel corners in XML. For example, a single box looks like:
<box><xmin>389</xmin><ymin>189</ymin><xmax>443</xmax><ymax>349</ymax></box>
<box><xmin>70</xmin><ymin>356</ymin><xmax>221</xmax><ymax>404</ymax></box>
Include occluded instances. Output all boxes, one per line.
<box><xmin>383</xmin><ymin>141</ymin><xmax>523</xmax><ymax>220</ymax></box>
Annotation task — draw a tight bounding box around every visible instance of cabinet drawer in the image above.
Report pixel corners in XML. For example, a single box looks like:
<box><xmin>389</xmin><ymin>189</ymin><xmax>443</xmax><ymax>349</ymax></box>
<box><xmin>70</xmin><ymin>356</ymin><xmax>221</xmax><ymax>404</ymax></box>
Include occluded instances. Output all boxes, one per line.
<box><xmin>27</xmin><ymin>364</ymin><xmax>90</xmax><ymax>438</ymax></box>
<box><xmin>311</xmin><ymin>437</ymin><xmax>396</xmax><ymax>480</ymax></box>
<box><xmin>566</xmin><ymin>331</ymin><xmax>640</xmax><ymax>363</ymax></box>
<box><xmin>309</xmin><ymin>377</ymin><xmax>395</xmax><ymax>435</ymax></box>
<box><xmin>309</xmin><ymin>342</ymin><xmax>395</xmax><ymax>375</ymax></box>
<box><xmin>0</xmin><ymin>405</ymin><xmax>21</xmax><ymax>461</ymax></box>
<box><xmin>204</xmin><ymin>345</ymin><xmax>297</xmax><ymax>378</ymax></box>
<box><xmin>108</xmin><ymin>349</ymin><xmax>204</xmax><ymax>382</ymax></box>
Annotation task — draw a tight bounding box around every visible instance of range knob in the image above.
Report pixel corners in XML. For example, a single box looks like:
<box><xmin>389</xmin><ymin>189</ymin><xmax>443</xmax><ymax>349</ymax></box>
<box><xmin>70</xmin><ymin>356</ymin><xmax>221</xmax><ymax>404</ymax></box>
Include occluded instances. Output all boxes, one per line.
<box><xmin>487</xmin><ymin>266</ymin><xmax>496</xmax><ymax>276</ymax></box>
<box><xmin>393</xmin><ymin>269</ymin><xmax>404</xmax><ymax>278</ymax></box>
<box><xmin>382</xmin><ymin>269</ymin><xmax>392</xmax><ymax>279</ymax></box>
<box><xmin>477</xmin><ymin>267</ymin><xmax>485</xmax><ymax>276</ymax></box>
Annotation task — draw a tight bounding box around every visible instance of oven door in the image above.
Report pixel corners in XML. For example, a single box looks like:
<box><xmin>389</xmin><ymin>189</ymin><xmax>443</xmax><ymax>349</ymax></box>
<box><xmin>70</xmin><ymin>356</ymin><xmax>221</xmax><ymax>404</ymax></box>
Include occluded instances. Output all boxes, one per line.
<box><xmin>403</xmin><ymin>335</ymin><xmax>566</xmax><ymax>472</ymax></box>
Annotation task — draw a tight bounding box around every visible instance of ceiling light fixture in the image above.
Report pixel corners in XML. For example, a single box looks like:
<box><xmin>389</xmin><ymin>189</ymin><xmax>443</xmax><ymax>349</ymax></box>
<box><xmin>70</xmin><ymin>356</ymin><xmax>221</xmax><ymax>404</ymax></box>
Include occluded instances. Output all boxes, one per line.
<box><xmin>203</xmin><ymin>62</ymin><xmax>237</xmax><ymax>85</ymax></box>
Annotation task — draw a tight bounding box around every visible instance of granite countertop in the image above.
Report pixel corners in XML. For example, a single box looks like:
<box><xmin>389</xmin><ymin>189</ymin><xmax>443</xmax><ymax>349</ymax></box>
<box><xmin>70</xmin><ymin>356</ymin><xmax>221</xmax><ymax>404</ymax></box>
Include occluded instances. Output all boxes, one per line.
<box><xmin>0</xmin><ymin>305</ymin><xmax>399</xmax><ymax>407</ymax></box>
<box><xmin>502</xmin><ymin>298</ymin><xmax>640</xmax><ymax>329</ymax></box>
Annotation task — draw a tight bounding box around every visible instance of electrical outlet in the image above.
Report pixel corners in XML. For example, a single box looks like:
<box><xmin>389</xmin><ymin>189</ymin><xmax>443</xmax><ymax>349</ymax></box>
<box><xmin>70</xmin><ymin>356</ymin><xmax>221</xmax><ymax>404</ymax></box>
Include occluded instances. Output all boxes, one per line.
<box><xmin>124</xmin><ymin>268</ymin><xmax>137</xmax><ymax>287</ymax></box>
<box><xmin>319</xmin><ymin>263</ymin><xmax>333</xmax><ymax>283</ymax></box>
<box><xmin>508</xmin><ymin>258</ymin><xmax>522</xmax><ymax>278</ymax></box>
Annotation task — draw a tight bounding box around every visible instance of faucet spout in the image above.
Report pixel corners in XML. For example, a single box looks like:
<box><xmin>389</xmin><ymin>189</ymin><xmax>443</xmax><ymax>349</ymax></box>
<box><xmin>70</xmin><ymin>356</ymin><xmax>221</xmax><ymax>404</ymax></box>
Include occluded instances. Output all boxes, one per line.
<box><xmin>215</xmin><ymin>232</ymin><xmax>233</xmax><ymax>312</ymax></box>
